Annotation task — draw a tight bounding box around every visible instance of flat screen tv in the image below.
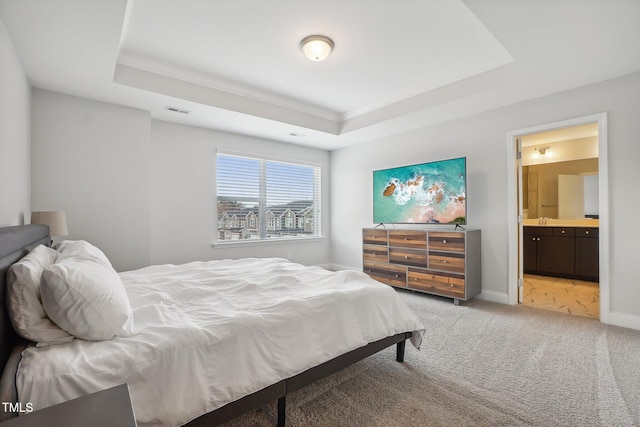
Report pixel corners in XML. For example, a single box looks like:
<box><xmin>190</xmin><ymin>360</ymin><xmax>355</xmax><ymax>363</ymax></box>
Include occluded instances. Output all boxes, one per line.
<box><xmin>373</xmin><ymin>157</ymin><xmax>467</xmax><ymax>225</ymax></box>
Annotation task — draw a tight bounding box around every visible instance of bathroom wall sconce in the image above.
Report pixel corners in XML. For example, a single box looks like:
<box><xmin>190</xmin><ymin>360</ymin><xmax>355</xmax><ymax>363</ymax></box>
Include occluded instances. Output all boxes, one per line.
<box><xmin>533</xmin><ymin>146</ymin><xmax>552</xmax><ymax>158</ymax></box>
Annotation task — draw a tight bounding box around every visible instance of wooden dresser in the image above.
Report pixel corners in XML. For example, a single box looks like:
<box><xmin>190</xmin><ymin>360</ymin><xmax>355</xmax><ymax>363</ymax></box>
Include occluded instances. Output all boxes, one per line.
<box><xmin>362</xmin><ymin>228</ymin><xmax>481</xmax><ymax>305</ymax></box>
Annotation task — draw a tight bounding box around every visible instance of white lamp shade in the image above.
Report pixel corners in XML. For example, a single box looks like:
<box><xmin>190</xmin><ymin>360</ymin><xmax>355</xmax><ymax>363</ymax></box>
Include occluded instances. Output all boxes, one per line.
<box><xmin>300</xmin><ymin>35</ymin><xmax>334</xmax><ymax>61</ymax></box>
<box><xmin>31</xmin><ymin>211</ymin><xmax>69</xmax><ymax>237</ymax></box>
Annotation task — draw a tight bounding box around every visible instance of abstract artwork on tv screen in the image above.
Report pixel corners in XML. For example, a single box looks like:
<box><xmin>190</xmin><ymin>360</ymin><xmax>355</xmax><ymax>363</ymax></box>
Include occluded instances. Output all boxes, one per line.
<box><xmin>373</xmin><ymin>157</ymin><xmax>466</xmax><ymax>224</ymax></box>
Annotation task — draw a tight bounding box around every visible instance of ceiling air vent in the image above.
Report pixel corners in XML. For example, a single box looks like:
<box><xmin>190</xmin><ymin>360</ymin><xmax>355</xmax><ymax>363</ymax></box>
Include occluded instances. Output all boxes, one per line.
<box><xmin>164</xmin><ymin>106</ymin><xmax>191</xmax><ymax>114</ymax></box>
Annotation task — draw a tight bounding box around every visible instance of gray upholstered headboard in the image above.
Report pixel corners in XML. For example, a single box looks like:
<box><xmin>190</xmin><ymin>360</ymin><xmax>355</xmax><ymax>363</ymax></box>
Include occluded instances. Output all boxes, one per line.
<box><xmin>0</xmin><ymin>225</ymin><xmax>50</xmax><ymax>378</ymax></box>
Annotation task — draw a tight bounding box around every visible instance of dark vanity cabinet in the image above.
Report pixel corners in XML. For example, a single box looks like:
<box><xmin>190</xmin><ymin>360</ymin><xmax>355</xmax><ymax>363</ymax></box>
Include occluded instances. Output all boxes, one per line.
<box><xmin>523</xmin><ymin>226</ymin><xmax>598</xmax><ymax>282</ymax></box>
<box><xmin>524</xmin><ymin>227</ymin><xmax>575</xmax><ymax>276</ymax></box>
<box><xmin>574</xmin><ymin>227</ymin><xmax>599</xmax><ymax>281</ymax></box>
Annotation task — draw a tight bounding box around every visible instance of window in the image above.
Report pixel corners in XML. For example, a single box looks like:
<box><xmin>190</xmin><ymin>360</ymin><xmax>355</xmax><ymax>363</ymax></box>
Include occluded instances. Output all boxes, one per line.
<box><xmin>216</xmin><ymin>151</ymin><xmax>321</xmax><ymax>242</ymax></box>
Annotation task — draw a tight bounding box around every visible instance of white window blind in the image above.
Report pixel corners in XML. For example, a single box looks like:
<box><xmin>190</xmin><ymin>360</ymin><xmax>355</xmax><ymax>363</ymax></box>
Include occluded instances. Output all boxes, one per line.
<box><xmin>216</xmin><ymin>151</ymin><xmax>321</xmax><ymax>242</ymax></box>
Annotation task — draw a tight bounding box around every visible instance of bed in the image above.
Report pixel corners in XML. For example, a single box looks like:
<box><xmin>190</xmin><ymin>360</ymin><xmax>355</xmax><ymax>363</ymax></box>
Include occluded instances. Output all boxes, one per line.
<box><xmin>0</xmin><ymin>224</ymin><xmax>425</xmax><ymax>426</ymax></box>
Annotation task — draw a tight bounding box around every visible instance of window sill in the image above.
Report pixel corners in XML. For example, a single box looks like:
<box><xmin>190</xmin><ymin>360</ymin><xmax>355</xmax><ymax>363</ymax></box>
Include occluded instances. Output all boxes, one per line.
<box><xmin>211</xmin><ymin>236</ymin><xmax>325</xmax><ymax>248</ymax></box>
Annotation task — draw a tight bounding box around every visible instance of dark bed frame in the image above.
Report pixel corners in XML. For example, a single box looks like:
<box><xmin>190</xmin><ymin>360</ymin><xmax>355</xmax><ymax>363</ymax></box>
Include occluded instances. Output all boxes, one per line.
<box><xmin>0</xmin><ymin>225</ymin><xmax>412</xmax><ymax>426</ymax></box>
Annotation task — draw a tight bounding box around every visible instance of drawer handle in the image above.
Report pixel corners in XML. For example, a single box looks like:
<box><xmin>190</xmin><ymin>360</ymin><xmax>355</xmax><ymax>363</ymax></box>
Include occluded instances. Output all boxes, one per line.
<box><xmin>585</xmin><ymin>231</ymin><xmax>590</xmax><ymax>235</ymax></box>
<box><xmin>443</xmin><ymin>260</ymin><xmax>447</xmax><ymax>264</ymax></box>
<box><xmin>443</xmin><ymin>240</ymin><xmax>447</xmax><ymax>243</ymax></box>
<box><xmin>561</xmin><ymin>230</ymin><xmax>565</xmax><ymax>234</ymax></box>
<box><xmin>450</xmin><ymin>283</ymin><xmax>453</xmax><ymax>287</ymax></box>
<box><xmin>395</xmin><ymin>274</ymin><xmax>399</xmax><ymax>277</ymax></box>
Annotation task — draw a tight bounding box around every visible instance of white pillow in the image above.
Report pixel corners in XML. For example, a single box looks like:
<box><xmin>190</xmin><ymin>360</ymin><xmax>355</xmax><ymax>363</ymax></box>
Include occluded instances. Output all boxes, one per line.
<box><xmin>41</xmin><ymin>240</ymin><xmax>135</xmax><ymax>341</ymax></box>
<box><xmin>54</xmin><ymin>239</ymin><xmax>112</xmax><ymax>264</ymax></box>
<box><xmin>7</xmin><ymin>245</ymin><xmax>74</xmax><ymax>345</ymax></box>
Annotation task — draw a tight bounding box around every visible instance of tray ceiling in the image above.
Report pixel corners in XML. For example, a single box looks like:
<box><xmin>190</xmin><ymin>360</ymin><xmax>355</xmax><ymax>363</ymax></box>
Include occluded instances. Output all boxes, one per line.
<box><xmin>1</xmin><ymin>0</ymin><xmax>639</xmax><ymax>150</ymax></box>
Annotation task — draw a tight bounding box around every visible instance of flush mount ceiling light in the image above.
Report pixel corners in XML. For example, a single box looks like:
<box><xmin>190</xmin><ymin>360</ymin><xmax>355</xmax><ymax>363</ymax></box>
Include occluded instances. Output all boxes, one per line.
<box><xmin>300</xmin><ymin>35</ymin><xmax>334</xmax><ymax>61</ymax></box>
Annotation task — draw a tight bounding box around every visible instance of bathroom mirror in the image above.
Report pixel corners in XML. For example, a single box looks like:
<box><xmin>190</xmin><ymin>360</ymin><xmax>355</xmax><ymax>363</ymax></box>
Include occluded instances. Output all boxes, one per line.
<box><xmin>523</xmin><ymin>159</ymin><xmax>598</xmax><ymax>219</ymax></box>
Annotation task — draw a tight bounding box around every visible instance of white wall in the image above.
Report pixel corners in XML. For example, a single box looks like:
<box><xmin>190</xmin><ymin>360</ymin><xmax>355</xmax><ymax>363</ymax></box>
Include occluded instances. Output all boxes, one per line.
<box><xmin>522</xmin><ymin>137</ymin><xmax>599</xmax><ymax>166</ymax></box>
<box><xmin>30</xmin><ymin>91</ymin><xmax>331</xmax><ymax>270</ymax></box>
<box><xmin>31</xmin><ymin>89</ymin><xmax>151</xmax><ymax>271</ymax></box>
<box><xmin>149</xmin><ymin>120</ymin><xmax>331</xmax><ymax>267</ymax></box>
<box><xmin>330</xmin><ymin>71</ymin><xmax>640</xmax><ymax>323</ymax></box>
<box><xmin>0</xmin><ymin>18</ymin><xmax>30</xmax><ymax>226</ymax></box>
<box><xmin>21</xmin><ymin>51</ymin><xmax>640</xmax><ymax>325</ymax></box>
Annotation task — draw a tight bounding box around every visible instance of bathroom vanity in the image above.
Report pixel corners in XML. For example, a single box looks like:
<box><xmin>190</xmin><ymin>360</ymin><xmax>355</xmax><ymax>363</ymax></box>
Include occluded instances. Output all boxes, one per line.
<box><xmin>523</xmin><ymin>223</ymin><xmax>598</xmax><ymax>282</ymax></box>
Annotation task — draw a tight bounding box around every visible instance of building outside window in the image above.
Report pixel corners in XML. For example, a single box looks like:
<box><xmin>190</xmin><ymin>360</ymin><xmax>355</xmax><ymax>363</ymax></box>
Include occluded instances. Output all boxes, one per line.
<box><xmin>216</xmin><ymin>151</ymin><xmax>321</xmax><ymax>242</ymax></box>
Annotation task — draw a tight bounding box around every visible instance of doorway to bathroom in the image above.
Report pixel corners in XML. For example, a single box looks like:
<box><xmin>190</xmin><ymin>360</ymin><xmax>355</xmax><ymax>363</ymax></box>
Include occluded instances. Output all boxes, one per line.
<box><xmin>506</xmin><ymin>113</ymin><xmax>609</xmax><ymax>322</ymax></box>
<box><xmin>521</xmin><ymin>124</ymin><xmax>599</xmax><ymax>318</ymax></box>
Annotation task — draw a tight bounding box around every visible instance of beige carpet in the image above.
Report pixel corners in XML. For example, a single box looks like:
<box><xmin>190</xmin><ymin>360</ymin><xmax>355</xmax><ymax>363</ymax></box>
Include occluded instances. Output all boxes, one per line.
<box><xmin>222</xmin><ymin>290</ymin><xmax>640</xmax><ymax>426</ymax></box>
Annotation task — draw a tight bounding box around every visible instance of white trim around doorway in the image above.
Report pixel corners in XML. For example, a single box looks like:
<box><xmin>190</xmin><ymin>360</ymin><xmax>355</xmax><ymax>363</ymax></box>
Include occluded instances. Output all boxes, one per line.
<box><xmin>506</xmin><ymin>112</ymin><xmax>609</xmax><ymax>324</ymax></box>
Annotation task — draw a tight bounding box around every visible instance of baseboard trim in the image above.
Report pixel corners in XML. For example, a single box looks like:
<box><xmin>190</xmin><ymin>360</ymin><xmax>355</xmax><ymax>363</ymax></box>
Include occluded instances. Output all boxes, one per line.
<box><xmin>320</xmin><ymin>267</ymin><xmax>640</xmax><ymax>332</ymax></box>
<box><xmin>608</xmin><ymin>311</ymin><xmax>640</xmax><ymax>331</ymax></box>
<box><xmin>476</xmin><ymin>290</ymin><xmax>510</xmax><ymax>305</ymax></box>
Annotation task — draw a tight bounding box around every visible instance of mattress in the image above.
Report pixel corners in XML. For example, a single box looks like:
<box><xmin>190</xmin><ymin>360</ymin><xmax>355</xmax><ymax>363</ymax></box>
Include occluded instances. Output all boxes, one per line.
<box><xmin>16</xmin><ymin>258</ymin><xmax>425</xmax><ymax>426</ymax></box>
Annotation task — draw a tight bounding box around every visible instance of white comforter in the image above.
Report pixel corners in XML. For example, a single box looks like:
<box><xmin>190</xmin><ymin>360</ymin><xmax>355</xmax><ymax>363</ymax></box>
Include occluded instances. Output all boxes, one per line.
<box><xmin>17</xmin><ymin>258</ymin><xmax>425</xmax><ymax>426</ymax></box>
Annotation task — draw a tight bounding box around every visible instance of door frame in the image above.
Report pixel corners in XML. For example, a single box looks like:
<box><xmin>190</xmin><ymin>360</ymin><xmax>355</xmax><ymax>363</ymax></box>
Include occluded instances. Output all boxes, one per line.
<box><xmin>506</xmin><ymin>112</ymin><xmax>609</xmax><ymax>323</ymax></box>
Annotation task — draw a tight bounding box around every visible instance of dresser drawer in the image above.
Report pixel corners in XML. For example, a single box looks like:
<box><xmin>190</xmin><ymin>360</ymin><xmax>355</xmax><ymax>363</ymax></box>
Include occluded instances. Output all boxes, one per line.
<box><xmin>363</xmin><ymin>228</ymin><xmax>388</xmax><ymax>245</ymax></box>
<box><xmin>408</xmin><ymin>269</ymin><xmax>464</xmax><ymax>298</ymax></box>
<box><xmin>428</xmin><ymin>251</ymin><xmax>465</xmax><ymax>273</ymax></box>
<box><xmin>428</xmin><ymin>232</ymin><xmax>465</xmax><ymax>252</ymax></box>
<box><xmin>389</xmin><ymin>247</ymin><xmax>427</xmax><ymax>267</ymax></box>
<box><xmin>388</xmin><ymin>230</ymin><xmax>427</xmax><ymax>249</ymax></box>
<box><xmin>363</xmin><ymin>261</ymin><xmax>407</xmax><ymax>288</ymax></box>
<box><xmin>363</xmin><ymin>244</ymin><xmax>388</xmax><ymax>263</ymax></box>
<box><xmin>362</xmin><ymin>227</ymin><xmax>481</xmax><ymax>304</ymax></box>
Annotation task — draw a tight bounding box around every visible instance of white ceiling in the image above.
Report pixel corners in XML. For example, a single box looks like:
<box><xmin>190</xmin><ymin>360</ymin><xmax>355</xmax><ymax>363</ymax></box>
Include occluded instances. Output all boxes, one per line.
<box><xmin>1</xmin><ymin>0</ymin><xmax>640</xmax><ymax>151</ymax></box>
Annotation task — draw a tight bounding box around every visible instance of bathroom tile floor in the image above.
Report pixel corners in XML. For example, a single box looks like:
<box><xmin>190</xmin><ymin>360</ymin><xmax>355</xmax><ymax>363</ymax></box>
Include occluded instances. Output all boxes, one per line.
<box><xmin>523</xmin><ymin>274</ymin><xmax>599</xmax><ymax>319</ymax></box>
